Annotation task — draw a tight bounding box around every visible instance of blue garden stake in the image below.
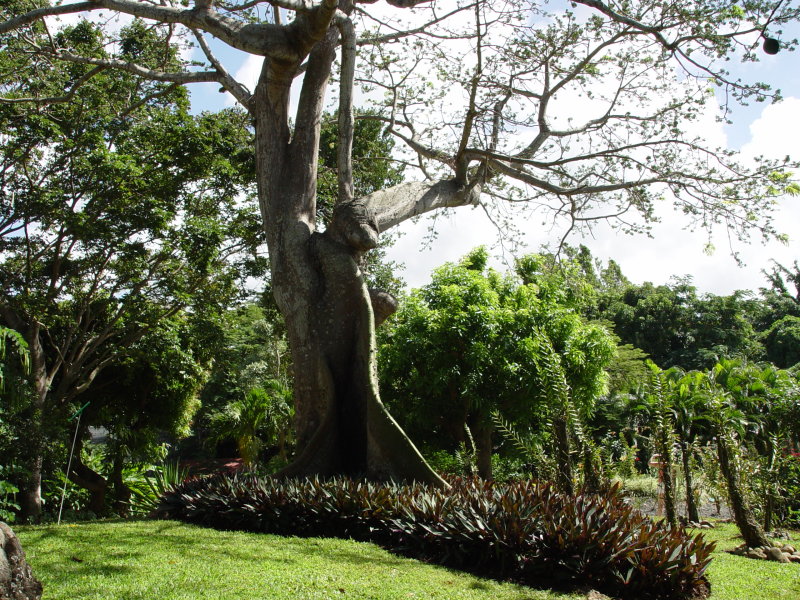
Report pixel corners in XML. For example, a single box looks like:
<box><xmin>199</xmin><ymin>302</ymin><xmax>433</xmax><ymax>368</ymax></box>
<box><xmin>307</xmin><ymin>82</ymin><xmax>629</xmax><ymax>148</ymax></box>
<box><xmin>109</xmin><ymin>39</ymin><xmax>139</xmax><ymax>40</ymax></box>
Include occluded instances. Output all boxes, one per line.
<box><xmin>58</xmin><ymin>401</ymin><xmax>90</xmax><ymax>525</ymax></box>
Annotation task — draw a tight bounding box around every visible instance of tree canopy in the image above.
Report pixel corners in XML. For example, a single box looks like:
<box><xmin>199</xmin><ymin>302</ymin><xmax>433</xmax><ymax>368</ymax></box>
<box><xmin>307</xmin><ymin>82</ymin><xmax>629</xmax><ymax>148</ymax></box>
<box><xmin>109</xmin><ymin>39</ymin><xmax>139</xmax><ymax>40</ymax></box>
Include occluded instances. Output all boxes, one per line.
<box><xmin>2</xmin><ymin>1</ymin><xmax>797</xmax><ymax>239</ymax></box>
<box><xmin>0</xmin><ymin>16</ymin><xmax>264</xmax><ymax>517</ymax></box>
<box><xmin>379</xmin><ymin>247</ymin><xmax>616</xmax><ymax>478</ymax></box>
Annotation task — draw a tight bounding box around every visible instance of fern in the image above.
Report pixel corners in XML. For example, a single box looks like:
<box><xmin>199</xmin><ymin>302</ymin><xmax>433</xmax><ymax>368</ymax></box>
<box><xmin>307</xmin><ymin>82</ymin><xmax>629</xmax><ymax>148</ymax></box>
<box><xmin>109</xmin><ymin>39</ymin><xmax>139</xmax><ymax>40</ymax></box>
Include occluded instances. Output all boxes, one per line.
<box><xmin>491</xmin><ymin>410</ymin><xmax>529</xmax><ymax>458</ymax></box>
<box><xmin>491</xmin><ymin>410</ymin><xmax>556</xmax><ymax>481</ymax></box>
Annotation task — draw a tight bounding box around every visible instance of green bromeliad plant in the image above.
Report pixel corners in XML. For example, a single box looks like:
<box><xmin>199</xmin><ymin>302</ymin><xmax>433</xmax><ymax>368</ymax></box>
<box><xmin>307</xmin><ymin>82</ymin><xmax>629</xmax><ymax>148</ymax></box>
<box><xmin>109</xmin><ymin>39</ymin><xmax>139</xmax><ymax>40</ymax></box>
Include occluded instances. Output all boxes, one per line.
<box><xmin>128</xmin><ymin>461</ymin><xmax>190</xmax><ymax>517</ymax></box>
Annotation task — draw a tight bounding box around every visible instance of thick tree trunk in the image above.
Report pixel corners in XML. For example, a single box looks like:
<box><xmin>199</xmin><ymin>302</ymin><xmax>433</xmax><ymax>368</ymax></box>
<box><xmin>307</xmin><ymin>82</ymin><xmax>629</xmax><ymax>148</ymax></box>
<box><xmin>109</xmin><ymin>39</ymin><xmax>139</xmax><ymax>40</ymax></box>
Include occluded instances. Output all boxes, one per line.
<box><xmin>274</xmin><ymin>220</ymin><xmax>443</xmax><ymax>484</ymax></box>
<box><xmin>67</xmin><ymin>435</ymin><xmax>107</xmax><ymax>515</ymax></box>
<box><xmin>18</xmin><ymin>329</ymin><xmax>48</xmax><ymax>522</ymax></box>
<box><xmin>716</xmin><ymin>436</ymin><xmax>770</xmax><ymax>548</ymax></box>
<box><xmin>248</xmin><ymin>12</ymin><xmax>477</xmax><ymax>489</ymax></box>
<box><xmin>680</xmin><ymin>440</ymin><xmax>700</xmax><ymax>522</ymax></box>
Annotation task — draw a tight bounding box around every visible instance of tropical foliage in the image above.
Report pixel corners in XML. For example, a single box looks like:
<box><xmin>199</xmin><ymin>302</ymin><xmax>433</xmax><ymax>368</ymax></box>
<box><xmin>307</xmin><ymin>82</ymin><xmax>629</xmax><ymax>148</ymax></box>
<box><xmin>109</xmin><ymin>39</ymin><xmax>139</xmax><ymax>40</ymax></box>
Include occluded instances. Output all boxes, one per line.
<box><xmin>157</xmin><ymin>473</ymin><xmax>714</xmax><ymax>600</ymax></box>
<box><xmin>379</xmin><ymin>248</ymin><xmax>616</xmax><ymax>480</ymax></box>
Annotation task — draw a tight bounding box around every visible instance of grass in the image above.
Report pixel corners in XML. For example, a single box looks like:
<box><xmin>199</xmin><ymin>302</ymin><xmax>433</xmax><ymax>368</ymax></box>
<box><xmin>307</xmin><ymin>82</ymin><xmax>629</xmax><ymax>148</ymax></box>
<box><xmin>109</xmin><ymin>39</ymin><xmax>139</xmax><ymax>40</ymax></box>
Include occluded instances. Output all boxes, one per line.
<box><xmin>616</xmin><ymin>474</ymin><xmax>659</xmax><ymax>499</ymax></box>
<box><xmin>15</xmin><ymin>519</ymin><xmax>800</xmax><ymax>600</ymax></box>
<box><xmin>688</xmin><ymin>521</ymin><xmax>800</xmax><ymax>600</ymax></box>
<box><xmin>16</xmin><ymin>519</ymin><xmax>583</xmax><ymax>600</ymax></box>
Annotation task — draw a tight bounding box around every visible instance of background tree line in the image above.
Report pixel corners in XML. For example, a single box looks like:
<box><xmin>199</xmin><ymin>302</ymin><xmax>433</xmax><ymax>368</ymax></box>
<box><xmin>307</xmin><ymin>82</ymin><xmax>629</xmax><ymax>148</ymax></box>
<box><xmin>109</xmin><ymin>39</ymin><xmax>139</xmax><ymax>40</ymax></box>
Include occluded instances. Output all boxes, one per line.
<box><xmin>376</xmin><ymin>245</ymin><xmax>800</xmax><ymax>545</ymax></box>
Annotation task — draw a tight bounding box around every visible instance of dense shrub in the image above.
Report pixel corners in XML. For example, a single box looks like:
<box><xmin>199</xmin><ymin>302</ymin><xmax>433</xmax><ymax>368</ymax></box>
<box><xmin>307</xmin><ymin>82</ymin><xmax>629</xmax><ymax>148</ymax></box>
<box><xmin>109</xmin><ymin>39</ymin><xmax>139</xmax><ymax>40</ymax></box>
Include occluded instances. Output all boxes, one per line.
<box><xmin>157</xmin><ymin>475</ymin><xmax>713</xmax><ymax>600</ymax></box>
<box><xmin>779</xmin><ymin>452</ymin><xmax>800</xmax><ymax>528</ymax></box>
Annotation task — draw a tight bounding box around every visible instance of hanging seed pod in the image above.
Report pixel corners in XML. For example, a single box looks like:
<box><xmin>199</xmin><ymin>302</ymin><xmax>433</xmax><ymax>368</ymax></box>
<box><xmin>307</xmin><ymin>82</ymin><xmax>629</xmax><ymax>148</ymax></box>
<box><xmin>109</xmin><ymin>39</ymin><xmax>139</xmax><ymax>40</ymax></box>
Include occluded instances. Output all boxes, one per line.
<box><xmin>763</xmin><ymin>37</ymin><xmax>780</xmax><ymax>54</ymax></box>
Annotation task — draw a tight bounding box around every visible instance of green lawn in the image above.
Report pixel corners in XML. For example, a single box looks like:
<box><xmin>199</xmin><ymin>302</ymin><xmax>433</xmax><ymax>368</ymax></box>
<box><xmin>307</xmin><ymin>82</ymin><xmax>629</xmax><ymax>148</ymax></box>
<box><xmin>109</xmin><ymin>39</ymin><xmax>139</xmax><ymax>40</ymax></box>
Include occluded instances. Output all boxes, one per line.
<box><xmin>16</xmin><ymin>520</ymin><xmax>582</xmax><ymax>600</ymax></box>
<box><xmin>690</xmin><ymin>522</ymin><xmax>800</xmax><ymax>600</ymax></box>
<box><xmin>15</xmin><ymin>519</ymin><xmax>800</xmax><ymax>600</ymax></box>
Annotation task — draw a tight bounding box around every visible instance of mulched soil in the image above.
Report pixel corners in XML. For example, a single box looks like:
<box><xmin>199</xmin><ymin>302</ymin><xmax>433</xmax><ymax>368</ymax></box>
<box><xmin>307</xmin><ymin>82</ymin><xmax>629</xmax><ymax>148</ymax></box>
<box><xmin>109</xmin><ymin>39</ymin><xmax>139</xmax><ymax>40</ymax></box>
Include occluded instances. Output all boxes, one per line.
<box><xmin>179</xmin><ymin>458</ymin><xmax>245</xmax><ymax>477</ymax></box>
<box><xmin>627</xmin><ymin>496</ymin><xmax>734</xmax><ymax>521</ymax></box>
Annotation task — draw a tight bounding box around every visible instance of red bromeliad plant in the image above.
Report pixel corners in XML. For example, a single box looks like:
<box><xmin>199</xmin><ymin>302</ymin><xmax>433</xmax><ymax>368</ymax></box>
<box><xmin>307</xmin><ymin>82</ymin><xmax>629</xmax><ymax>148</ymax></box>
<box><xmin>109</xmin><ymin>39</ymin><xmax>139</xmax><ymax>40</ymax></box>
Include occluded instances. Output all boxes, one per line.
<box><xmin>157</xmin><ymin>474</ymin><xmax>714</xmax><ymax>599</ymax></box>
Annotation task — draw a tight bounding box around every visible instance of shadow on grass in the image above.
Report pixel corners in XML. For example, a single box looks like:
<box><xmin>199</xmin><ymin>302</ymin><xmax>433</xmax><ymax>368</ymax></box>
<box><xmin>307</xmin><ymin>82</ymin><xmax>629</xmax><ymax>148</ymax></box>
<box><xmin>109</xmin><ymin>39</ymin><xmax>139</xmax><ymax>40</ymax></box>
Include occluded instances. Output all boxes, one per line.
<box><xmin>19</xmin><ymin>519</ymin><xmax>584</xmax><ymax>600</ymax></box>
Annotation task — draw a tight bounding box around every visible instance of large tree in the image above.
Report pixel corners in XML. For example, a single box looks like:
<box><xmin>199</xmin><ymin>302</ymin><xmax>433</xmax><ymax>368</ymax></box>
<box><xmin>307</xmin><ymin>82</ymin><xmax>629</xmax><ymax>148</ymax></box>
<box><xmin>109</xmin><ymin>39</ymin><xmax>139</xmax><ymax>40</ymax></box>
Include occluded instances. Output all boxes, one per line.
<box><xmin>2</xmin><ymin>0</ymin><xmax>798</xmax><ymax>486</ymax></box>
<box><xmin>0</xmin><ymin>17</ymin><xmax>262</xmax><ymax>518</ymax></box>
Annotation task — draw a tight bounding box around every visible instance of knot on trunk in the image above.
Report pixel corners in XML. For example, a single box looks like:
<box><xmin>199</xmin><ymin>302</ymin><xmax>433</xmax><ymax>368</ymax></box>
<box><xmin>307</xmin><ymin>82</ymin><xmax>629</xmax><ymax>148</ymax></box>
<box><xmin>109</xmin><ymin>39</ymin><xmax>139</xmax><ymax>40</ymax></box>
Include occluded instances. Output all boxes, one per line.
<box><xmin>0</xmin><ymin>522</ymin><xmax>43</xmax><ymax>600</ymax></box>
<box><xmin>369</xmin><ymin>289</ymin><xmax>398</xmax><ymax>326</ymax></box>
<box><xmin>328</xmin><ymin>201</ymin><xmax>379</xmax><ymax>253</ymax></box>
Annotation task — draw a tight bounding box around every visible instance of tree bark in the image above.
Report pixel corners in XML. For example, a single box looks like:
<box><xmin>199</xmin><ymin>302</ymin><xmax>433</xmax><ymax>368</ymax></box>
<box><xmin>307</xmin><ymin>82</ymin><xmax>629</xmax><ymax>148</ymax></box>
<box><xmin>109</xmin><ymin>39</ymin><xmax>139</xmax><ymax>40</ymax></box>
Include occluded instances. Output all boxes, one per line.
<box><xmin>661</xmin><ymin>457</ymin><xmax>677</xmax><ymax>528</ymax></box>
<box><xmin>109</xmin><ymin>452</ymin><xmax>131</xmax><ymax>516</ymax></box>
<box><xmin>273</xmin><ymin>205</ymin><xmax>443</xmax><ymax>484</ymax></box>
<box><xmin>716</xmin><ymin>436</ymin><xmax>770</xmax><ymax>548</ymax></box>
<box><xmin>763</xmin><ymin>441</ymin><xmax>777</xmax><ymax>532</ymax></box>
<box><xmin>470</xmin><ymin>417</ymin><xmax>493</xmax><ymax>480</ymax></box>
<box><xmin>17</xmin><ymin>327</ymin><xmax>48</xmax><ymax>522</ymax></box>
<box><xmin>581</xmin><ymin>444</ymin><xmax>601</xmax><ymax>493</ymax></box>
<box><xmin>764</xmin><ymin>494</ymin><xmax>774</xmax><ymax>533</ymax></box>
<box><xmin>16</xmin><ymin>455</ymin><xmax>42</xmax><ymax>524</ymax></box>
<box><xmin>680</xmin><ymin>440</ymin><xmax>700</xmax><ymax>522</ymax></box>
<box><xmin>66</xmin><ymin>435</ymin><xmax>108</xmax><ymax>515</ymax></box>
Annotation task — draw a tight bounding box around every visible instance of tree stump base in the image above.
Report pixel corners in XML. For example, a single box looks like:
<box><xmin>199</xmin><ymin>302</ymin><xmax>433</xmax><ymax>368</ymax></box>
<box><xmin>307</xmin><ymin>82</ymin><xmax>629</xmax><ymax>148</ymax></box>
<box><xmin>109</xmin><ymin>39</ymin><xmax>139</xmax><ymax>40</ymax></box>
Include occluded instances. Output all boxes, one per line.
<box><xmin>0</xmin><ymin>522</ymin><xmax>43</xmax><ymax>600</ymax></box>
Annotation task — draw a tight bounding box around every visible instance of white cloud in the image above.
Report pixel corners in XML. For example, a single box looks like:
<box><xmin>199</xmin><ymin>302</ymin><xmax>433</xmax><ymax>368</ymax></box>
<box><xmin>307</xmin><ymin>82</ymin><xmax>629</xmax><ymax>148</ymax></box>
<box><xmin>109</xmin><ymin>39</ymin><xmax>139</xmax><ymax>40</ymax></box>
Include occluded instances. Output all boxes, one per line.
<box><xmin>740</xmin><ymin>96</ymin><xmax>800</xmax><ymax>160</ymax></box>
<box><xmin>232</xmin><ymin>54</ymin><xmax>264</xmax><ymax>96</ymax></box>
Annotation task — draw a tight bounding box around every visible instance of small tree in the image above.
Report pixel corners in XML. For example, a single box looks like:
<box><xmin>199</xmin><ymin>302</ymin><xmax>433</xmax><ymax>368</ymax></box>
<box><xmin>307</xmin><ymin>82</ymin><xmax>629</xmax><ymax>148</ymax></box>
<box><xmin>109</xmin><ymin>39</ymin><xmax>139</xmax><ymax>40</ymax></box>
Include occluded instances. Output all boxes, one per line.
<box><xmin>380</xmin><ymin>248</ymin><xmax>614</xmax><ymax>481</ymax></box>
<box><xmin>207</xmin><ymin>382</ymin><xmax>292</xmax><ymax>468</ymax></box>
<box><xmin>644</xmin><ymin>362</ymin><xmax>678</xmax><ymax>527</ymax></box>
<box><xmin>701</xmin><ymin>359</ymin><xmax>770</xmax><ymax>548</ymax></box>
<box><xmin>71</xmin><ymin>314</ymin><xmax>211</xmax><ymax>513</ymax></box>
<box><xmin>669</xmin><ymin>369</ymin><xmax>706</xmax><ymax>523</ymax></box>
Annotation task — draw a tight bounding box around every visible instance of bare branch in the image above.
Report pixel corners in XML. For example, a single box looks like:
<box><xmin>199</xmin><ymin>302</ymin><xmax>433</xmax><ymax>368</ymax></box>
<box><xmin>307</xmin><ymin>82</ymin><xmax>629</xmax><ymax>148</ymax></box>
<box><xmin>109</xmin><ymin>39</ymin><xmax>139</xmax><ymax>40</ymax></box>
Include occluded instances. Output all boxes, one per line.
<box><xmin>356</xmin><ymin>2</ymin><xmax>477</xmax><ymax>46</ymax></box>
<box><xmin>454</xmin><ymin>1</ymin><xmax>483</xmax><ymax>183</ymax></box>
<box><xmin>0</xmin><ymin>2</ymin><xmax>97</xmax><ymax>35</ymax></box>
<box><xmin>0</xmin><ymin>0</ymin><xmax>295</xmax><ymax>59</ymax></box>
<box><xmin>46</xmin><ymin>50</ymin><xmax>223</xmax><ymax>85</ymax></box>
<box><xmin>192</xmin><ymin>28</ymin><xmax>253</xmax><ymax>107</ymax></box>
<box><xmin>363</xmin><ymin>179</ymin><xmax>481</xmax><ymax>232</ymax></box>
<box><xmin>0</xmin><ymin>65</ymin><xmax>106</xmax><ymax>105</ymax></box>
<box><xmin>572</xmin><ymin>0</ymin><xmax>675</xmax><ymax>48</ymax></box>
<box><xmin>336</xmin><ymin>11</ymin><xmax>356</xmax><ymax>203</ymax></box>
